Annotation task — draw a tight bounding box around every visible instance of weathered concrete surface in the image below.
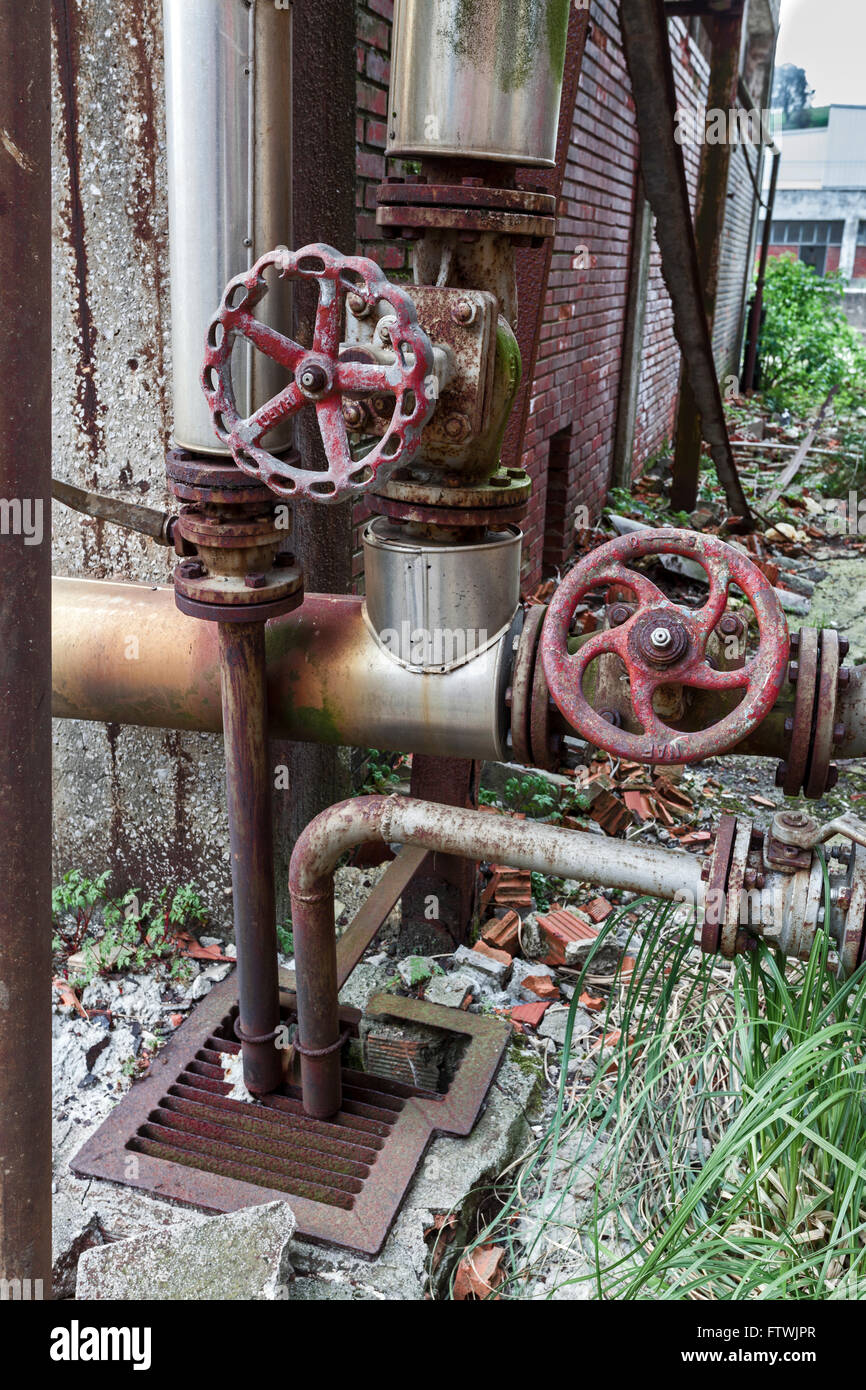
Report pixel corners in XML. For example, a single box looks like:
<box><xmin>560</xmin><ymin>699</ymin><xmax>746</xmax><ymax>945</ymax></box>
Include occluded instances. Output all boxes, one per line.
<box><xmin>50</xmin><ymin>0</ymin><xmax>231</xmax><ymax>912</ymax></box>
<box><xmin>75</xmin><ymin>1201</ymin><xmax>296</xmax><ymax>1301</ymax></box>
<box><xmin>810</xmin><ymin>557</ymin><xmax>866</xmax><ymax>663</ymax></box>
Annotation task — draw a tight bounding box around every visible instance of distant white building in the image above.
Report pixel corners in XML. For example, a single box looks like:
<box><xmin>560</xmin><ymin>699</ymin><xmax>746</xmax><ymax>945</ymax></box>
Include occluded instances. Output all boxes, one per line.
<box><xmin>762</xmin><ymin>105</ymin><xmax>866</xmax><ymax>280</ymax></box>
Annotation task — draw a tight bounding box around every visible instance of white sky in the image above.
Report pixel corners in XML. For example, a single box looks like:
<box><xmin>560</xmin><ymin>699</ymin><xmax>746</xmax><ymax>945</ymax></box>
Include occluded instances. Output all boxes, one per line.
<box><xmin>777</xmin><ymin>0</ymin><xmax>866</xmax><ymax>107</ymax></box>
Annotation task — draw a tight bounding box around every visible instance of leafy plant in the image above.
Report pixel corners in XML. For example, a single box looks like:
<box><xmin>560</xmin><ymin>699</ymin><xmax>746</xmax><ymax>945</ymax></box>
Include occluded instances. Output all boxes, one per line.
<box><xmin>757</xmin><ymin>255</ymin><xmax>866</xmax><ymax>413</ymax></box>
<box><xmin>276</xmin><ymin>923</ymin><xmax>294</xmax><ymax>956</ymax></box>
<box><xmin>361</xmin><ymin>749</ymin><xmax>409</xmax><ymax>794</ymax></box>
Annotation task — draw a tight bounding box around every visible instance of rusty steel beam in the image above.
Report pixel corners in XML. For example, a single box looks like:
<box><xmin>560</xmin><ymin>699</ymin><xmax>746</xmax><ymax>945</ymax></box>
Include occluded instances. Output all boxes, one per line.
<box><xmin>335</xmin><ymin>845</ymin><xmax>430</xmax><ymax>989</ymax></box>
<box><xmin>500</xmin><ymin>3</ymin><xmax>590</xmax><ymax>475</ymax></box>
<box><xmin>671</xmin><ymin>7</ymin><xmax>746</xmax><ymax>512</ymax></box>
<box><xmin>619</xmin><ymin>0</ymin><xmax>753</xmax><ymax>525</ymax></box>
<box><xmin>0</xmin><ymin>0</ymin><xmax>53</xmax><ymax>1296</ymax></box>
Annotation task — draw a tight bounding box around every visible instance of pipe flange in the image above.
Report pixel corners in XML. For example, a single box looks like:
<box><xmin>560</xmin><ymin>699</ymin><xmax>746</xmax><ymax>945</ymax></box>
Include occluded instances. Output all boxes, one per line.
<box><xmin>778</xmin><ymin>628</ymin><xmax>818</xmax><ymax>797</ymax></box>
<box><xmin>839</xmin><ymin>842</ymin><xmax>866</xmax><ymax>977</ymax></box>
<box><xmin>701</xmin><ymin>813</ymin><xmax>737</xmax><ymax>955</ymax></box>
<box><xmin>373</xmin><ymin>468</ymin><xmax>532</xmax><ymax>509</ymax></box>
<box><xmin>511</xmin><ymin>604</ymin><xmax>545</xmax><ymax>767</ymax></box>
<box><xmin>364</xmin><ymin>491</ymin><xmax>528</xmax><ymax>530</ymax></box>
<box><xmin>377</xmin><ymin>178</ymin><xmax>556</xmax><ymax>218</ymax></box>
<box><xmin>377</xmin><ymin>204</ymin><xmax>555</xmax><ymax>243</ymax></box>
<box><xmin>166</xmin><ymin>448</ymin><xmax>279</xmax><ymax>506</ymax></box>
<box><xmin>805</xmin><ymin>629</ymin><xmax>840</xmax><ymax>798</ymax></box>
<box><xmin>530</xmin><ymin>627</ymin><xmax>558</xmax><ymax>772</ymax></box>
<box><xmin>174</xmin><ymin>564</ymin><xmax>304</xmax><ymax>624</ymax></box>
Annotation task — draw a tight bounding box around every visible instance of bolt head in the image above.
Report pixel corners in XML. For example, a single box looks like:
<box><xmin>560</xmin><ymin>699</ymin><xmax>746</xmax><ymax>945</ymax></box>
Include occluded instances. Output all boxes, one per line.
<box><xmin>650</xmin><ymin>626</ymin><xmax>673</xmax><ymax>650</ymax></box>
<box><xmin>718</xmin><ymin>614</ymin><xmax>740</xmax><ymax>636</ymax></box>
<box><xmin>788</xmin><ymin>661</ymin><xmax>799</xmax><ymax>683</ymax></box>
<box><xmin>443</xmin><ymin>413</ymin><xmax>471</xmax><ymax>443</ymax></box>
<box><xmin>839</xmin><ymin>636</ymin><xmax>850</xmax><ymax>658</ymax></box>
<box><xmin>180</xmin><ymin>559</ymin><xmax>205</xmax><ymax>579</ymax></box>
<box><xmin>342</xmin><ymin>401</ymin><xmax>367</xmax><ymax>430</ymax></box>
<box><xmin>244</xmin><ymin>572</ymin><xmax>267</xmax><ymax>589</ymax></box>
<box><xmin>298</xmin><ymin>363</ymin><xmax>329</xmax><ymax>395</ymax></box>
<box><xmin>346</xmin><ymin>292</ymin><xmax>370</xmax><ymax>319</ymax></box>
<box><xmin>838</xmin><ymin>668</ymin><xmax>851</xmax><ymax>689</ymax></box>
<box><xmin>609</xmin><ymin>604</ymin><xmax>633</xmax><ymax>626</ymax></box>
<box><xmin>451</xmin><ymin>299</ymin><xmax>476</xmax><ymax>326</ymax></box>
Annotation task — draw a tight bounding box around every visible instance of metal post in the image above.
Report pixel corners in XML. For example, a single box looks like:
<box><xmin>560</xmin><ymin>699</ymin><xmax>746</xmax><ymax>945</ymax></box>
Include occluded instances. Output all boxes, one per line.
<box><xmin>0</xmin><ymin>0</ymin><xmax>52</xmax><ymax>1296</ymax></box>
<box><xmin>743</xmin><ymin>146</ymin><xmax>780</xmax><ymax>395</ymax></box>
<box><xmin>218</xmin><ymin>623</ymin><xmax>283</xmax><ymax>1095</ymax></box>
<box><xmin>670</xmin><ymin>7</ymin><xmax>745</xmax><ymax>513</ymax></box>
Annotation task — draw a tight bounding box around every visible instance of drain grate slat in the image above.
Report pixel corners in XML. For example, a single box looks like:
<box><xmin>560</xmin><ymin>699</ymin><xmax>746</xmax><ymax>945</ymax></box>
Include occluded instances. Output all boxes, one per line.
<box><xmin>129</xmin><ymin>1136</ymin><xmax>357</xmax><ymax>1209</ymax></box>
<box><xmin>173</xmin><ymin>1070</ymin><xmax>394</xmax><ymax>1138</ymax></box>
<box><xmin>136</xmin><ymin>1122</ymin><xmax>364</xmax><ymax>1197</ymax></box>
<box><xmin>163</xmin><ymin>1092</ymin><xmax>382</xmax><ymax>1163</ymax></box>
<box><xmin>149</xmin><ymin>1106</ymin><xmax>372</xmax><ymax>1181</ymax></box>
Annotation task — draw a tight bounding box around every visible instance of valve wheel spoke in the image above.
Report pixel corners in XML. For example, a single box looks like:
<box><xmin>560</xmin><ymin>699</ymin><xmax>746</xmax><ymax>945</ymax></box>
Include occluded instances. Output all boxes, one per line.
<box><xmin>233</xmin><ymin>313</ymin><xmax>306</xmax><ymax>373</ymax></box>
<box><xmin>243</xmin><ymin>380</ymin><xmax>306</xmax><ymax>443</ymax></box>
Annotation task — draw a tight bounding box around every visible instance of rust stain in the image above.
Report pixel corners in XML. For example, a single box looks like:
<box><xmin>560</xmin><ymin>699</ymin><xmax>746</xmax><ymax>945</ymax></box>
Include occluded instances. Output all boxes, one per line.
<box><xmin>123</xmin><ymin>3</ymin><xmax>170</xmax><ymax>442</ymax></box>
<box><xmin>51</xmin><ymin>0</ymin><xmax>106</xmax><ymax>474</ymax></box>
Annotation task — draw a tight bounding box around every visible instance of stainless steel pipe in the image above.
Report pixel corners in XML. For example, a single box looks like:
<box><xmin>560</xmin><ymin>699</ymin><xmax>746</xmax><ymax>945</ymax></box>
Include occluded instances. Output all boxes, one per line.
<box><xmin>163</xmin><ymin>0</ymin><xmax>293</xmax><ymax>453</ymax></box>
<box><xmin>388</xmin><ymin>0</ymin><xmax>570</xmax><ymax>166</ymax></box>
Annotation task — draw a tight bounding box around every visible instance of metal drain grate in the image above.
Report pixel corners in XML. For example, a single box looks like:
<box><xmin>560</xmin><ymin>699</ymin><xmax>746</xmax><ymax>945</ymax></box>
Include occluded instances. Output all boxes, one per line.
<box><xmin>72</xmin><ymin>971</ymin><xmax>509</xmax><ymax>1255</ymax></box>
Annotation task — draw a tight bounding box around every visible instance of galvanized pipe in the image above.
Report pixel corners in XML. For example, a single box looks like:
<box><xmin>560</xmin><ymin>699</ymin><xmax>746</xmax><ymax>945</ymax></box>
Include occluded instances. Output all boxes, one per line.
<box><xmin>218</xmin><ymin>622</ymin><xmax>283</xmax><ymax>1094</ymax></box>
<box><xmin>0</xmin><ymin>0</ymin><xmax>52</xmax><ymax>1296</ymax></box>
<box><xmin>289</xmin><ymin>794</ymin><xmax>704</xmax><ymax>1116</ymax></box>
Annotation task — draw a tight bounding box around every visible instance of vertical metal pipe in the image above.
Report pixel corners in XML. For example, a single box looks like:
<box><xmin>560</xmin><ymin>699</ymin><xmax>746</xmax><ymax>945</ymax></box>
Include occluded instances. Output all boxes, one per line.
<box><xmin>0</xmin><ymin>0</ymin><xmax>52</xmax><ymax>1296</ymax></box>
<box><xmin>743</xmin><ymin>146</ymin><xmax>780</xmax><ymax>395</ymax></box>
<box><xmin>291</xmin><ymin>881</ymin><xmax>343</xmax><ymax>1120</ymax></box>
<box><xmin>218</xmin><ymin>623</ymin><xmax>283</xmax><ymax>1094</ymax></box>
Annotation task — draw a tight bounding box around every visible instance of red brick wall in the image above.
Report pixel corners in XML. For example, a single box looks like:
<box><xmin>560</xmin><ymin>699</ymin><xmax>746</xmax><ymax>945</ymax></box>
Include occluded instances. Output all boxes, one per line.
<box><xmin>854</xmin><ymin>246</ymin><xmax>866</xmax><ymax>279</ymax></box>
<box><xmin>352</xmin><ymin>2</ymin><xmax>713</xmax><ymax>588</ymax></box>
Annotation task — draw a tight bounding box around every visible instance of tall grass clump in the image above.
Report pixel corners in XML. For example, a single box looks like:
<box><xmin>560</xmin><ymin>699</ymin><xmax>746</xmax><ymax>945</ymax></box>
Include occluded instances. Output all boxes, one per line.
<box><xmin>450</xmin><ymin>874</ymin><xmax>866</xmax><ymax>1300</ymax></box>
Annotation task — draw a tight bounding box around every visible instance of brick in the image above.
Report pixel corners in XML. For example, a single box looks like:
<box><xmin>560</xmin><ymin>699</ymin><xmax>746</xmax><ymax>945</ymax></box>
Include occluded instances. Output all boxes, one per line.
<box><xmin>522</xmin><ymin>975</ymin><xmax>560</xmax><ymax>1002</ymax></box>
<box><xmin>481</xmin><ymin>910</ymin><xmax>521</xmax><ymax>957</ymax></box>
<box><xmin>584</xmin><ymin>896</ymin><xmax>614</xmax><ymax>923</ymax></box>
<box><xmin>510</xmin><ymin>1001</ymin><xmax>551</xmax><ymax>1028</ymax></box>
<box><xmin>536</xmin><ymin>908</ymin><xmax>598</xmax><ymax>967</ymax></box>
<box><xmin>471</xmin><ymin>941</ymin><xmax>513</xmax><ymax>972</ymax></box>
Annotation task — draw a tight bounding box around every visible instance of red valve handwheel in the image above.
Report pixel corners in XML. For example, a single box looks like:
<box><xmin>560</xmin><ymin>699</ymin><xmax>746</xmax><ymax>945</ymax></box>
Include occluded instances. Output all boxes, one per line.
<box><xmin>202</xmin><ymin>243</ymin><xmax>437</xmax><ymax>504</ymax></box>
<box><xmin>540</xmin><ymin>528</ymin><xmax>789</xmax><ymax>764</ymax></box>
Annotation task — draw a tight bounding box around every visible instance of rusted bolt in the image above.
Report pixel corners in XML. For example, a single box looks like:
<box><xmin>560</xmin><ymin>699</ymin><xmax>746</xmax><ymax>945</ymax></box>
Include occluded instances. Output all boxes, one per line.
<box><xmin>342</xmin><ymin>400</ymin><xmax>368</xmax><ymax>430</ymax></box>
<box><xmin>838</xmin><ymin>636</ymin><xmax>850</xmax><ymax>658</ymax></box>
<box><xmin>750</xmin><ymin>827</ymin><xmax>764</xmax><ymax>850</ymax></box>
<box><xmin>180</xmin><ymin>559</ymin><xmax>205</xmax><ymax>579</ymax></box>
<box><xmin>451</xmin><ymin>299</ymin><xmax>476</xmax><ymax>326</ymax></box>
<box><xmin>443</xmin><ymin>413</ymin><xmax>471</xmax><ymax>443</ymax></box>
<box><xmin>608</xmin><ymin>603</ymin><xmax>633</xmax><ymax>627</ymax></box>
<box><xmin>244</xmin><ymin>572</ymin><xmax>267</xmax><ymax>589</ymax></box>
<box><xmin>780</xmin><ymin>812</ymin><xmax>808</xmax><ymax>828</ymax></box>
<box><xmin>274</xmin><ymin>552</ymin><xmax>295</xmax><ymax>569</ymax></box>
<box><xmin>700</xmin><ymin>862</ymin><xmax>711</xmax><ymax>881</ymax></box>
<box><xmin>346</xmin><ymin>292</ymin><xmax>371</xmax><ymax>319</ymax></box>
<box><xmin>788</xmin><ymin>661</ymin><xmax>799</xmax><ymax>683</ymax></box>
<box><xmin>838</xmin><ymin>668</ymin><xmax>851</xmax><ymax>689</ymax></box>
<box><xmin>837</xmin><ymin>888</ymin><xmax>852</xmax><ymax>911</ymax></box>
<box><xmin>636</xmin><ymin>616</ymin><xmax>689</xmax><ymax>667</ymax></box>
<box><xmin>299</xmin><ymin>363</ymin><xmax>329</xmax><ymax>395</ymax></box>
<box><xmin>372</xmin><ymin>395</ymin><xmax>391</xmax><ymax>415</ymax></box>
<box><xmin>461</xmin><ymin>176</ymin><xmax>485</xmax><ymax>187</ymax></box>
<box><xmin>775</xmin><ymin>762</ymin><xmax>788</xmax><ymax>787</ymax></box>
<box><xmin>789</xmin><ymin>631</ymin><xmax>800</xmax><ymax>651</ymax></box>
<box><xmin>717</xmin><ymin>614</ymin><xmax>742</xmax><ymax>637</ymax></box>
<box><xmin>599</xmin><ymin>709</ymin><xmax>622</xmax><ymax>728</ymax></box>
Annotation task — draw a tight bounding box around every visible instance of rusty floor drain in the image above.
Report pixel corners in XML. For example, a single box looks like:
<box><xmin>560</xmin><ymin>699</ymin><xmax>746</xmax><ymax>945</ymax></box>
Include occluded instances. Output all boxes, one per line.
<box><xmin>71</xmin><ymin>971</ymin><xmax>509</xmax><ymax>1257</ymax></box>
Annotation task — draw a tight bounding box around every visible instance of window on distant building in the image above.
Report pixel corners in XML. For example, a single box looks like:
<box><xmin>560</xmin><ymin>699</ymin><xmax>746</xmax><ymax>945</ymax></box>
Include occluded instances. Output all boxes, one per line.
<box><xmin>768</xmin><ymin>220</ymin><xmax>844</xmax><ymax>274</ymax></box>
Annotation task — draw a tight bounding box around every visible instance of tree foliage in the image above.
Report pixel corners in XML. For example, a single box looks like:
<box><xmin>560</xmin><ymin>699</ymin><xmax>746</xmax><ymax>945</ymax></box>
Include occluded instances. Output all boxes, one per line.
<box><xmin>757</xmin><ymin>254</ymin><xmax>866</xmax><ymax>412</ymax></box>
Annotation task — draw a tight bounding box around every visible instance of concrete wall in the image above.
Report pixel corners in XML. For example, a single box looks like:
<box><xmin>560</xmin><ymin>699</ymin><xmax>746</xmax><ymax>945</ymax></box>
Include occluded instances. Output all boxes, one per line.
<box><xmin>51</xmin><ymin>0</ymin><xmax>233</xmax><ymax>914</ymax></box>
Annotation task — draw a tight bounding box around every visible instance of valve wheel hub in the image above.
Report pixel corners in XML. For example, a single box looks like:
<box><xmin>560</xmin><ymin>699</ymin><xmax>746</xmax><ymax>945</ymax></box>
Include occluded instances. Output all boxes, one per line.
<box><xmin>540</xmin><ymin>528</ymin><xmax>789</xmax><ymax>764</ymax></box>
<box><xmin>202</xmin><ymin>243</ymin><xmax>437</xmax><ymax>504</ymax></box>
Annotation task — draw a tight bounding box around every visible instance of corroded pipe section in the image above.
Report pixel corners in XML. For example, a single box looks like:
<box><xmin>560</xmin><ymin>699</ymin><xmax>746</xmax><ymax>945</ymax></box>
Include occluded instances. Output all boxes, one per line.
<box><xmin>51</xmin><ymin>578</ymin><xmax>866</xmax><ymax>762</ymax></box>
<box><xmin>218</xmin><ymin>622</ymin><xmax>283</xmax><ymax>1094</ymax></box>
<box><xmin>0</xmin><ymin>0</ymin><xmax>53</xmax><ymax>1297</ymax></box>
<box><xmin>289</xmin><ymin>794</ymin><xmax>705</xmax><ymax>1116</ymax></box>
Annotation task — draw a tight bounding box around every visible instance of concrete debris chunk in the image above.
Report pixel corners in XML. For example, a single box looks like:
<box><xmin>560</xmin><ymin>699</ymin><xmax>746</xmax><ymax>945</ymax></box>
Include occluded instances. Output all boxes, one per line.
<box><xmin>75</xmin><ymin>1201</ymin><xmax>296</xmax><ymax>1301</ymax></box>
<box><xmin>423</xmin><ymin>971</ymin><xmax>475</xmax><ymax>1010</ymax></box>
<box><xmin>453</xmin><ymin>943</ymin><xmax>509</xmax><ymax>987</ymax></box>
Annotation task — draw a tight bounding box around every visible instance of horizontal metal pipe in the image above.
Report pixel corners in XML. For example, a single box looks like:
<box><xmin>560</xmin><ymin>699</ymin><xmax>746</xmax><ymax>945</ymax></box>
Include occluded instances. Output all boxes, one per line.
<box><xmin>288</xmin><ymin>793</ymin><xmax>705</xmax><ymax>1116</ymax></box>
<box><xmin>51</xmin><ymin>578</ymin><xmax>511</xmax><ymax>759</ymax></box>
<box><xmin>50</xmin><ymin>578</ymin><xmax>866</xmax><ymax>764</ymax></box>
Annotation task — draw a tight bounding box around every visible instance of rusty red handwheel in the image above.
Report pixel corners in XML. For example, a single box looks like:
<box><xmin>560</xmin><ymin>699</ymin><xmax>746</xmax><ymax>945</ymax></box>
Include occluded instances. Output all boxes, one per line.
<box><xmin>201</xmin><ymin>243</ymin><xmax>437</xmax><ymax>504</ymax></box>
<box><xmin>540</xmin><ymin>528</ymin><xmax>789</xmax><ymax>764</ymax></box>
